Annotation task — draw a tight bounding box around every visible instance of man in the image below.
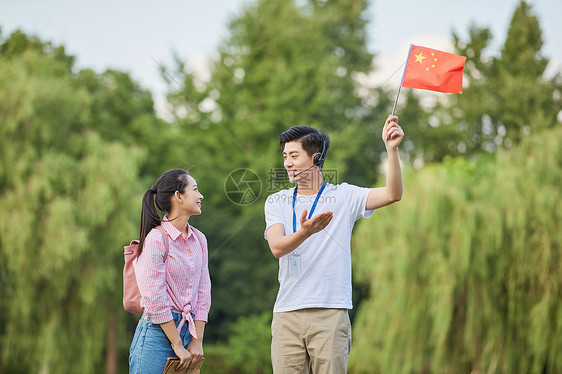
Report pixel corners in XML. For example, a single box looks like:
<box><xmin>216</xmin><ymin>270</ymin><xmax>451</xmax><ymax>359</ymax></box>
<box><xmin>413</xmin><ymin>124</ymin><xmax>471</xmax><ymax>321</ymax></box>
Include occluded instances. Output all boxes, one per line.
<box><xmin>264</xmin><ymin>115</ymin><xmax>404</xmax><ymax>373</ymax></box>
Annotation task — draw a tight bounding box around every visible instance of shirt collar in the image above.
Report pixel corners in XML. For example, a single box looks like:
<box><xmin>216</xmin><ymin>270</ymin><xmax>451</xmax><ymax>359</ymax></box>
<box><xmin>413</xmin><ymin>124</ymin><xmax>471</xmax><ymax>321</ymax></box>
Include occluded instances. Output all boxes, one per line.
<box><xmin>161</xmin><ymin>216</ymin><xmax>193</xmax><ymax>240</ymax></box>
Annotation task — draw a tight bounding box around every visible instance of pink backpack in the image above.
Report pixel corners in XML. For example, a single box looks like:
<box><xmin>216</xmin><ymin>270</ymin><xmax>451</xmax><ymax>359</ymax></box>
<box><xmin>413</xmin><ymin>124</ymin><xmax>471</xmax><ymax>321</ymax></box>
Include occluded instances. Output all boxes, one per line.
<box><xmin>123</xmin><ymin>226</ymin><xmax>169</xmax><ymax>314</ymax></box>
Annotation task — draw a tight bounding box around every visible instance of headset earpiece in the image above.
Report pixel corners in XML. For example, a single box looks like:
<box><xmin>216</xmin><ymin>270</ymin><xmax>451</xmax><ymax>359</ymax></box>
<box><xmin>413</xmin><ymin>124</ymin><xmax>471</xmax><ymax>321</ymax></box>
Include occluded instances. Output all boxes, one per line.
<box><xmin>313</xmin><ymin>134</ymin><xmax>326</xmax><ymax>167</ymax></box>
<box><xmin>313</xmin><ymin>153</ymin><xmax>323</xmax><ymax>166</ymax></box>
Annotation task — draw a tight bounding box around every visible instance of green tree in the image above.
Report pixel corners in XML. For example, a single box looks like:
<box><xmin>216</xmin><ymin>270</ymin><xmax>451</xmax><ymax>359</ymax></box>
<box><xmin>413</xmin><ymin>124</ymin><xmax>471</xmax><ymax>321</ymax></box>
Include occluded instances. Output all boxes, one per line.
<box><xmin>73</xmin><ymin>68</ymin><xmax>176</xmax><ymax>180</ymax></box>
<box><xmin>445</xmin><ymin>1</ymin><xmax>562</xmax><ymax>156</ymax></box>
<box><xmin>395</xmin><ymin>1</ymin><xmax>562</xmax><ymax>164</ymax></box>
<box><xmin>349</xmin><ymin>126</ymin><xmax>562</xmax><ymax>373</ymax></box>
<box><xmin>0</xmin><ymin>30</ymin><xmax>145</xmax><ymax>373</ymax></box>
<box><xmin>493</xmin><ymin>0</ymin><xmax>560</xmax><ymax>143</ymax></box>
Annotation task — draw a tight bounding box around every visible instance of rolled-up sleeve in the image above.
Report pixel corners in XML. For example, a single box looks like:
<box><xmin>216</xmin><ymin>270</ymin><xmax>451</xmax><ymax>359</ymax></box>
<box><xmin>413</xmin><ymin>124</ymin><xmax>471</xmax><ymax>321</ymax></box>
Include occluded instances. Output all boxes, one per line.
<box><xmin>193</xmin><ymin>232</ymin><xmax>211</xmax><ymax>322</ymax></box>
<box><xmin>134</xmin><ymin>231</ymin><xmax>173</xmax><ymax>324</ymax></box>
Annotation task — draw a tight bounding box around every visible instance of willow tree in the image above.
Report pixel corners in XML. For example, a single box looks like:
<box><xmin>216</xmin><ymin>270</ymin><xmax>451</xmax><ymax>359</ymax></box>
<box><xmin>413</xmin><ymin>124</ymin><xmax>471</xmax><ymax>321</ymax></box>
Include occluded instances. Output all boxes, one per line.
<box><xmin>0</xmin><ymin>31</ymin><xmax>144</xmax><ymax>373</ymax></box>
<box><xmin>349</xmin><ymin>125</ymin><xmax>562</xmax><ymax>373</ymax></box>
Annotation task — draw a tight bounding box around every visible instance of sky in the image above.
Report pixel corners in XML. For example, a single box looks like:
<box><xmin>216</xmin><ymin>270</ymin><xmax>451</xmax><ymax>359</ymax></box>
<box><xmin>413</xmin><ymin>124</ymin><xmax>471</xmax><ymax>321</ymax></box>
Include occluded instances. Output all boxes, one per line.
<box><xmin>1</xmin><ymin>0</ymin><xmax>561</xmax><ymax>115</ymax></box>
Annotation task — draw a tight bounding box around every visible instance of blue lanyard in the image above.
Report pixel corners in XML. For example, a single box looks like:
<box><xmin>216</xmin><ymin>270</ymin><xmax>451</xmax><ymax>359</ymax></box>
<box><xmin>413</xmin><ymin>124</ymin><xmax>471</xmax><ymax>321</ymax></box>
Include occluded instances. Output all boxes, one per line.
<box><xmin>292</xmin><ymin>182</ymin><xmax>327</xmax><ymax>234</ymax></box>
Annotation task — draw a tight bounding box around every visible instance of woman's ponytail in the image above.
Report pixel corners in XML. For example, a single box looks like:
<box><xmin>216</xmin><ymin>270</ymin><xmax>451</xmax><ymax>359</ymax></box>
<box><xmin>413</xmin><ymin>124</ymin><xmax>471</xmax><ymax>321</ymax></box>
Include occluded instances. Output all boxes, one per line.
<box><xmin>138</xmin><ymin>187</ymin><xmax>161</xmax><ymax>256</ymax></box>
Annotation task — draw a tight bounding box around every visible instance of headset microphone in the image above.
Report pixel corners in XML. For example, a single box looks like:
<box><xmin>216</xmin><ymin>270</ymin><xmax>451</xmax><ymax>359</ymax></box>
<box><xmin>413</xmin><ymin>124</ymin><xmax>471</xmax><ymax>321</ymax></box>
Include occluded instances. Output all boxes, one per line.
<box><xmin>293</xmin><ymin>164</ymin><xmax>315</xmax><ymax>177</ymax></box>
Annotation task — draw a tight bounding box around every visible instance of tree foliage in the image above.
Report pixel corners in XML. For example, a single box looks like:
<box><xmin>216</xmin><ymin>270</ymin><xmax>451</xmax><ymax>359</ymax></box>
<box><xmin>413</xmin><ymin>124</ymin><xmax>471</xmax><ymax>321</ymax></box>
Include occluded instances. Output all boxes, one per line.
<box><xmin>449</xmin><ymin>1</ymin><xmax>561</xmax><ymax>153</ymax></box>
<box><xmin>0</xmin><ymin>30</ymin><xmax>144</xmax><ymax>373</ymax></box>
<box><xmin>399</xmin><ymin>1</ymin><xmax>562</xmax><ymax>163</ymax></box>
<box><xmin>350</xmin><ymin>126</ymin><xmax>562</xmax><ymax>373</ymax></box>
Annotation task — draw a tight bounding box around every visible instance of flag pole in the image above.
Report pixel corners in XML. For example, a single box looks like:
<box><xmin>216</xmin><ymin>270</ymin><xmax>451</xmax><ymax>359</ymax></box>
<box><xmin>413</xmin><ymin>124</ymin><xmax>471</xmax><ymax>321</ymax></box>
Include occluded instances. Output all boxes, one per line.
<box><xmin>391</xmin><ymin>86</ymin><xmax>402</xmax><ymax>116</ymax></box>
<box><xmin>391</xmin><ymin>44</ymin><xmax>414</xmax><ymax>116</ymax></box>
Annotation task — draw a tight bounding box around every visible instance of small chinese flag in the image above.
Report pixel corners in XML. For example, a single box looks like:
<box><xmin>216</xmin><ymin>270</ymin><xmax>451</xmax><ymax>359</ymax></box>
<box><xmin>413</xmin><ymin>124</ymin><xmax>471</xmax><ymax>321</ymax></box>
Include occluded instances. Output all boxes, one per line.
<box><xmin>401</xmin><ymin>44</ymin><xmax>467</xmax><ymax>94</ymax></box>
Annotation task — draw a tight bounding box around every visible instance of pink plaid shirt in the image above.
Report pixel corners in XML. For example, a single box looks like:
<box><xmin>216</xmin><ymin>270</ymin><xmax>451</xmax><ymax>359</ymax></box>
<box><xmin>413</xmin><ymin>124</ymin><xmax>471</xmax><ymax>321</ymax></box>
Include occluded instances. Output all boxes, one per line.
<box><xmin>134</xmin><ymin>218</ymin><xmax>211</xmax><ymax>339</ymax></box>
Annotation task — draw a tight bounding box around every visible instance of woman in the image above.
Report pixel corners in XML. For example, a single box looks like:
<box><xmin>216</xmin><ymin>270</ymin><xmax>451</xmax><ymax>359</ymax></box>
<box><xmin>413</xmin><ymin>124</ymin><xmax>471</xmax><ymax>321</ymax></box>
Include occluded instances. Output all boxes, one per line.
<box><xmin>129</xmin><ymin>169</ymin><xmax>211</xmax><ymax>373</ymax></box>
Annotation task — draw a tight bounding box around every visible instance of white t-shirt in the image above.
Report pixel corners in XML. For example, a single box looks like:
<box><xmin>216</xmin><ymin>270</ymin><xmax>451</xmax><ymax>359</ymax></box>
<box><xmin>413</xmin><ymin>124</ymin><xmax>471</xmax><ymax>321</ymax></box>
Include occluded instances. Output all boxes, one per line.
<box><xmin>264</xmin><ymin>183</ymin><xmax>373</xmax><ymax>313</ymax></box>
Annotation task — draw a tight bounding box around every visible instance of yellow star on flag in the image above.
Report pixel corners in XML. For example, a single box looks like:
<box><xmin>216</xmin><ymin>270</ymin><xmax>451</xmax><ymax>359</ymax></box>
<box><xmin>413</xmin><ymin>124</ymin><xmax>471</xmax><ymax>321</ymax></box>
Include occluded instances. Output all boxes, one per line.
<box><xmin>414</xmin><ymin>52</ymin><xmax>426</xmax><ymax>64</ymax></box>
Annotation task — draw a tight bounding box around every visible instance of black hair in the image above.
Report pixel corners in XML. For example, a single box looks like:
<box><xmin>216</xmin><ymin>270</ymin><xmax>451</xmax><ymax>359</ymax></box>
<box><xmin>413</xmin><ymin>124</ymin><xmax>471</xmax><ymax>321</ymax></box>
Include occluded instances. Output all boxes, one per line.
<box><xmin>138</xmin><ymin>169</ymin><xmax>190</xmax><ymax>255</ymax></box>
<box><xmin>279</xmin><ymin>125</ymin><xmax>330</xmax><ymax>160</ymax></box>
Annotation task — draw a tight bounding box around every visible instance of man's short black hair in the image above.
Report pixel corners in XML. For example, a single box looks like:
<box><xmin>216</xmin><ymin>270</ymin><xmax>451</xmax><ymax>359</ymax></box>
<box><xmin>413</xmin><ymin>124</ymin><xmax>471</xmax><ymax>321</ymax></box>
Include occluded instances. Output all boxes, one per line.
<box><xmin>279</xmin><ymin>125</ymin><xmax>330</xmax><ymax>158</ymax></box>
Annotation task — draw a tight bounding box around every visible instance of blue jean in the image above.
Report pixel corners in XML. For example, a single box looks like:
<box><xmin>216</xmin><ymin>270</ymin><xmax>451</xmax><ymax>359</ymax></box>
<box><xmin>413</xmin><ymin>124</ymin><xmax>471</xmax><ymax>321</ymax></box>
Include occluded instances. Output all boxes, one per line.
<box><xmin>129</xmin><ymin>312</ymin><xmax>192</xmax><ymax>374</ymax></box>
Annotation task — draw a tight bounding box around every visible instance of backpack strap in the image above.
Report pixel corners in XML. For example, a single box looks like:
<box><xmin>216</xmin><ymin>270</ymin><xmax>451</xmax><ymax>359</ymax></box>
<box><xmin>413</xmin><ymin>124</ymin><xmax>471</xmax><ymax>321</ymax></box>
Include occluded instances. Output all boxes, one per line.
<box><xmin>155</xmin><ymin>225</ymin><xmax>170</xmax><ymax>262</ymax></box>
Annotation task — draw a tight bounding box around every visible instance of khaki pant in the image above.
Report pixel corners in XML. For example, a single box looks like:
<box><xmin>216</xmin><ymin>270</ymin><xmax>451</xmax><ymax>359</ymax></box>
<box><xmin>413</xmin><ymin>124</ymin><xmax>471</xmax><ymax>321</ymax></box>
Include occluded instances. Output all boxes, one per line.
<box><xmin>271</xmin><ymin>308</ymin><xmax>351</xmax><ymax>374</ymax></box>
